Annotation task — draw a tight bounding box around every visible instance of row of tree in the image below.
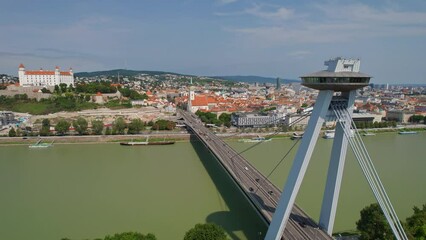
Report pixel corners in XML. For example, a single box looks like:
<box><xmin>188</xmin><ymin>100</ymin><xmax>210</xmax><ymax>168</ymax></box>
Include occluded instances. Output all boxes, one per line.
<box><xmin>61</xmin><ymin>223</ymin><xmax>228</xmax><ymax>240</ymax></box>
<box><xmin>38</xmin><ymin>118</ymin><xmax>175</xmax><ymax>136</ymax></box>
<box><xmin>354</xmin><ymin>121</ymin><xmax>397</xmax><ymax>129</ymax></box>
<box><xmin>195</xmin><ymin>110</ymin><xmax>232</xmax><ymax>127</ymax></box>
<box><xmin>8</xmin><ymin>117</ymin><xmax>177</xmax><ymax>137</ymax></box>
<box><xmin>357</xmin><ymin>203</ymin><xmax>426</xmax><ymax>239</ymax></box>
<box><xmin>409</xmin><ymin>114</ymin><xmax>426</xmax><ymax>123</ymax></box>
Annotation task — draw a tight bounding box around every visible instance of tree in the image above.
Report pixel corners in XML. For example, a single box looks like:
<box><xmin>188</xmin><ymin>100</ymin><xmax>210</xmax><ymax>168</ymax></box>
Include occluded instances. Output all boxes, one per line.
<box><xmin>405</xmin><ymin>204</ymin><xmax>426</xmax><ymax>239</ymax></box>
<box><xmin>72</xmin><ymin>117</ymin><xmax>88</xmax><ymax>135</ymax></box>
<box><xmin>183</xmin><ymin>223</ymin><xmax>228</xmax><ymax>240</ymax></box>
<box><xmin>128</xmin><ymin>118</ymin><xmax>144</xmax><ymax>134</ymax></box>
<box><xmin>356</xmin><ymin>203</ymin><xmax>393</xmax><ymax>240</ymax></box>
<box><xmin>113</xmin><ymin>117</ymin><xmax>127</xmax><ymax>134</ymax></box>
<box><xmin>40</xmin><ymin>119</ymin><xmax>51</xmax><ymax>136</ymax></box>
<box><xmin>218</xmin><ymin>113</ymin><xmax>231</xmax><ymax>127</ymax></box>
<box><xmin>59</xmin><ymin>83</ymin><xmax>68</xmax><ymax>93</ymax></box>
<box><xmin>41</xmin><ymin>87</ymin><xmax>51</xmax><ymax>93</ymax></box>
<box><xmin>104</xmin><ymin>232</ymin><xmax>156</xmax><ymax>240</ymax></box>
<box><xmin>8</xmin><ymin>127</ymin><xmax>16</xmax><ymax>137</ymax></box>
<box><xmin>105</xmin><ymin>127</ymin><xmax>112</xmax><ymax>135</ymax></box>
<box><xmin>68</xmin><ymin>84</ymin><xmax>75</xmax><ymax>92</ymax></box>
<box><xmin>91</xmin><ymin>120</ymin><xmax>104</xmax><ymax>135</ymax></box>
<box><xmin>55</xmin><ymin>119</ymin><xmax>71</xmax><ymax>135</ymax></box>
<box><xmin>54</xmin><ymin>85</ymin><xmax>60</xmax><ymax>94</ymax></box>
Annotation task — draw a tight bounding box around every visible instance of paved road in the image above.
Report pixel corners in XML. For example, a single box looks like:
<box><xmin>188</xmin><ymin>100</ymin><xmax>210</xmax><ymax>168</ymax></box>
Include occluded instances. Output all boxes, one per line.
<box><xmin>179</xmin><ymin>109</ymin><xmax>333</xmax><ymax>240</ymax></box>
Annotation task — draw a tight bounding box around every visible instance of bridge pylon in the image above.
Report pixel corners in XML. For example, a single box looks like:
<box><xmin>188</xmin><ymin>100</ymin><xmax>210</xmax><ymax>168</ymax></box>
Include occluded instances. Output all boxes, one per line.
<box><xmin>265</xmin><ymin>58</ymin><xmax>371</xmax><ymax>239</ymax></box>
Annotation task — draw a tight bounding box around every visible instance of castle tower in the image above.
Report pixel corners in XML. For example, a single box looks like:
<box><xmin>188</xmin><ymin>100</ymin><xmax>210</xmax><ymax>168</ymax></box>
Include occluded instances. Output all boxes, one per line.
<box><xmin>265</xmin><ymin>57</ymin><xmax>371</xmax><ymax>239</ymax></box>
<box><xmin>18</xmin><ymin>63</ymin><xmax>25</xmax><ymax>85</ymax></box>
<box><xmin>188</xmin><ymin>87</ymin><xmax>195</xmax><ymax>112</ymax></box>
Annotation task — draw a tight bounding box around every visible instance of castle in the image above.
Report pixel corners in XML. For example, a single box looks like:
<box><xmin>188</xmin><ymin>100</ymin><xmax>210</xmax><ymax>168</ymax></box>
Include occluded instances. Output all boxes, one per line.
<box><xmin>18</xmin><ymin>64</ymin><xmax>74</xmax><ymax>87</ymax></box>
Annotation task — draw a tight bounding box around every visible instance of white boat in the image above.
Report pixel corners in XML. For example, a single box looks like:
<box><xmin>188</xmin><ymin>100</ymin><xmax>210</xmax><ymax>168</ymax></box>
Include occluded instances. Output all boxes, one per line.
<box><xmin>239</xmin><ymin>136</ymin><xmax>272</xmax><ymax>143</ymax></box>
<box><xmin>362</xmin><ymin>132</ymin><xmax>376</xmax><ymax>136</ymax></box>
<box><xmin>29</xmin><ymin>139</ymin><xmax>54</xmax><ymax>148</ymax></box>
<box><xmin>291</xmin><ymin>132</ymin><xmax>303</xmax><ymax>140</ymax></box>
<box><xmin>398</xmin><ymin>131</ymin><xmax>417</xmax><ymax>135</ymax></box>
<box><xmin>323</xmin><ymin>130</ymin><xmax>354</xmax><ymax>139</ymax></box>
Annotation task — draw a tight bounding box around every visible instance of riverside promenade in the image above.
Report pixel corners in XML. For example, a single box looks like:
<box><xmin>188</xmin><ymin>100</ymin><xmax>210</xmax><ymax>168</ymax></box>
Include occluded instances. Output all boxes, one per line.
<box><xmin>179</xmin><ymin>109</ymin><xmax>333</xmax><ymax>240</ymax></box>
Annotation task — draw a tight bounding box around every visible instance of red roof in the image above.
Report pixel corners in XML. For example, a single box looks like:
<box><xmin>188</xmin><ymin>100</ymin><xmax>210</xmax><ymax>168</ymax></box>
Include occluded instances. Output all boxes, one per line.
<box><xmin>25</xmin><ymin>70</ymin><xmax>55</xmax><ymax>75</ymax></box>
<box><xmin>19</xmin><ymin>63</ymin><xmax>25</xmax><ymax>68</ymax></box>
<box><xmin>191</xmin><ymin>95</ymin><xmax>208</xmax><ymax>106</ymax></box>
<box><xmin>24</xmin><ymin>70</ymin><xmax>71</xmax><ymax>76</ymax></box>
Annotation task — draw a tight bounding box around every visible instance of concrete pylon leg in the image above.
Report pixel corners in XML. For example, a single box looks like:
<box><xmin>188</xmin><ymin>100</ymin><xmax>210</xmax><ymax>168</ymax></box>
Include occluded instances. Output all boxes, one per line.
<box><xmin>265</xmin><ymin>90</ymin><xmax>334</xmax><ymax>240</ymax></box>
<box><xmin>319</xmin><ymin>90</ymin><xmax>356</xmax><ymax>234</ymax></box>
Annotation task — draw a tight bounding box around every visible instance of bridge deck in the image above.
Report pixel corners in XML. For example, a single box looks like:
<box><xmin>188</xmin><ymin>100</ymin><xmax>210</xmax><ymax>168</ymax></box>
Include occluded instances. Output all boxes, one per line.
<box><xmin>179</xmin><ymin>109</ymin><xmax>333</xmax><ymax>240</ymax></box>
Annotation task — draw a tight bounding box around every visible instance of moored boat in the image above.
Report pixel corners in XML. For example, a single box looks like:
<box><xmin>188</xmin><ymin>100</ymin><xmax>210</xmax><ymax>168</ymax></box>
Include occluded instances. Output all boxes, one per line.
<box><xmin>398</xmin><ymin>131</ymin><xmax>417</xmax><ymax>135</ymax></box>
<box><xmin>29</xmin><ymin>139</ymin><xmax>54</xmax><ymax>148</ymax></box>
<box><xmin>239</xmin><ymin>136</ymin><xmax>272</xmax><ymax>143</ymax></box>
<box><xmin>323</xmin><ymin>129</ymin><xmax>354</xmax><ymax>139</ymax></box>
<box><xmin>120</xmin><ymin>141</ymin><xmax>175</xmax><ymax>146</ymax></box>
<box><xmin>291</xmin><ymin>132</ymin><xmax>303</xmax><ymax>140</ymax></box>
<box><xmin>120</xmin><ymin>136</ymin><xmax>175</xmax><ymax>146</ymax></box>
<box><xmin>362</xmin><ymin>132</ymin><xmax>376</xmax><ymax>136</ymax></box>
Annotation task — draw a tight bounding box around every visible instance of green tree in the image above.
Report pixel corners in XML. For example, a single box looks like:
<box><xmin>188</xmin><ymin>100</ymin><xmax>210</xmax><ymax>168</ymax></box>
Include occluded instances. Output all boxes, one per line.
<box><xmin>68</xmin><ymin>84</ymin><xmax>75</xmax><ymax>92</ymax></box>
<box><xmin>40</xmin><ymin>119</ymin><xmax>51</xmax><ymax>136</ymax></box>
<box><xmin>8</xmin><ymin>127</ymin><xmax>16</xmax><ymax>137</ymax></box>
<box><xmin>91</xmin><ymin>120</ymin><xmax>104</xmax><ymax>135</ymax></box>
<box><xmin>104</xmin><ymin>232</ymin><xmax>156</xmax><ymax>240</ymax></box>
<box><xmin>105</xmin><ymin>127</ymin><xmax>112</xmax><ymax>135</ymax></box>
<box><xmin>152</xmin><ymin>119</ymin><xmax>176</xmax><ymax>130</ymax></box>
<box><xmin>405</xmin><ymin>204</ymin><xmax>426</xmax><ymax>239</ymax></box>
<box><xmin>113</xmin><ymin>117</ymin><xmax>127</xmax><ymax>134</ymax></box>
<box><xmin>183</xmin><ymin>223</ymin><xmax>228</xmax><ymax>240</ymax></box>
<box><xmin>128</xmin><ymin>118</ymin><xmax>144</xmax><ymax>134</ymax></box>
<box><xmin>410</xmin><ymin>115</ymin><xmax>425</xmax><ymax>123</ymax></box>
<box><xmin>59</xmin><ymin>83</ymin><xmax>68</xmax><ymax>93</ymax></box>
<box><xmin>356</xmin><ymin>203</ymin><xmax>393</xmax><ymax>240</ymax></box>
<box><xmin>41</xmin><ymin>87</ymin><xmax>51</xmax><ymax>93</ymax></box>
<box><xmin>55</xmin><ymin>119</ymin><xmax>71</xmax><ymax>135</ymax></box>
<box><xmin>218</xmin><ymin>113</ymin><xmax>231</xmax><ymax>127</ymax></box>
<box><xmin>54</xmin><ymin>85</ymin><xmax>60</xmax><ymax>94</ymax></box>
<box><xmin>72</xmin><ymin>117</ymin><xmax>88</xmax><ymax>135</ymax></box>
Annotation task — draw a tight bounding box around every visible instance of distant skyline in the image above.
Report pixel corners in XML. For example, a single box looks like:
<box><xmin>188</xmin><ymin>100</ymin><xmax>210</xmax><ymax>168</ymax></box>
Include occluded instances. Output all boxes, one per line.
<box><xmin>1</xmin><ymin>0</ymin><xmax>426</xmax><ymax>84</ymax></box>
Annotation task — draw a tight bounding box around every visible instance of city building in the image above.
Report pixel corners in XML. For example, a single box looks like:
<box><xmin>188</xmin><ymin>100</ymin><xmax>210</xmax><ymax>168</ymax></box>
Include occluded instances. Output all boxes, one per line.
<box><xmin>0</xmin><ymin>111</ymin><xmax>15</xmax><ymax>127</ymax></box>
<box><xmin>18</xmin><ymin>64</ymin><xmax>74</xmax><ymax>87</ymax></box>
<box><xmin>231</xmin><ymin>112</ymin><xmax>283</xmax><ymax>128</ymax></box>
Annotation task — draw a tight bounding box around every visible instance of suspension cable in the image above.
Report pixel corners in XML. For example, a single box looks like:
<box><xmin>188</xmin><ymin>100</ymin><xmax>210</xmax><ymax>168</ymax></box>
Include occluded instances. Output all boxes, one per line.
<box><xmin>332</xmin><ymin>105</ymin><xmax>408</xmax><ymax>240</ymax></box>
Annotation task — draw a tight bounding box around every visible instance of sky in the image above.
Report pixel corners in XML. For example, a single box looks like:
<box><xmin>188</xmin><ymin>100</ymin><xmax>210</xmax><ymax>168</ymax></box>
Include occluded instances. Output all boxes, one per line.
<box><xmin>0</xmin><ymin>0</ymin><xmax>426</xmax><ymax>84</ymax></box>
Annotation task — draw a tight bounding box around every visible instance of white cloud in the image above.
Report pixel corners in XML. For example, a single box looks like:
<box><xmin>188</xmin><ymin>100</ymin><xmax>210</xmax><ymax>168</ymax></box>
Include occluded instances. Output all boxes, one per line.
<box><xmin>245</xmin><ymin>4</ymin><xmax>295</xmax><ymax>20</ymax></box>
<box><xmin>218</xmin><ymin>0</ymin><xmax>238</xmax><ymax>5</ymax></box>
<box><xmin>224</xmin><ymin>3</ymin><xmax>426</xmax><ymax>46</ymax></box>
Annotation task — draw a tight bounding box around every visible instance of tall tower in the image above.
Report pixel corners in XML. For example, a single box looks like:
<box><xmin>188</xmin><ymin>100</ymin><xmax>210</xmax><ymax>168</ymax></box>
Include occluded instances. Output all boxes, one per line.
<box><xmin>18</xmin><ymin>63</ymin><xmax>25</xmax><ymax>86</ymax></box>
<box><xmin>188</xmin><ymin>87</ymin><xmax>195</xmax><ymax>112</ymax></box>
<box><xmin>276</xmin><ymin>77</ymin><xmax>281</xmax><ymax>90</ymax></box>
<box><xmin>265</xmin><ymin>57</ymin><xmax>371</xmax><ymax>239</ymax></box>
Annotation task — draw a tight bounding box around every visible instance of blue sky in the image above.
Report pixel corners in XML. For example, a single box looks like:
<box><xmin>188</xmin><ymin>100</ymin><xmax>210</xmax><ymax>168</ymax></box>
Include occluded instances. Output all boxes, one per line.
<box><xmin>1</xmin><ymin>0</ymin><xmax>426</xmax><ymax>84</ymax></box>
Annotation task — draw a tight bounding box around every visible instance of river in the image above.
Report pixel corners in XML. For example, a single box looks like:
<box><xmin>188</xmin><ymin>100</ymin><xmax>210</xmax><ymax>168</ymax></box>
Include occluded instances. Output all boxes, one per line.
<box><xmin>0</xmin><ymin>132</ymin><xmax>424</xmax><ymax>239</ymax></box>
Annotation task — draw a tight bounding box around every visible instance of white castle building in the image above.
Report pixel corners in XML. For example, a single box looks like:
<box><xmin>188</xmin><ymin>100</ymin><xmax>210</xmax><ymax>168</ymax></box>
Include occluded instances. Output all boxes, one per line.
<box><xmin>18</xmin><ymin>64</ymin><xmax>74</xmax><ymax>87</ymax></box>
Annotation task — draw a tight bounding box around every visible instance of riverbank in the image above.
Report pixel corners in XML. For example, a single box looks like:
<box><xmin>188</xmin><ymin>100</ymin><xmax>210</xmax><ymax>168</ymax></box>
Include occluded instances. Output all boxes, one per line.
<box><xmin>0</xmin><ymin>132</ymin><xmax>190</xmax><ymax>145</ymax></box>
<box><xmin>1</xmin><ymin>126</ymin><xmax>424</xmax><ymax>145</ymax></box>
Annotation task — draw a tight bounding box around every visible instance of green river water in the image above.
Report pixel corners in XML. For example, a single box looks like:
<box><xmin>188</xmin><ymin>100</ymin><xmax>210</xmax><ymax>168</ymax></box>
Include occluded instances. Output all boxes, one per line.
<box><xmin>0</xmin><ymin>132</ymin><xmax>425</xmax><ymax>239</ymax></box>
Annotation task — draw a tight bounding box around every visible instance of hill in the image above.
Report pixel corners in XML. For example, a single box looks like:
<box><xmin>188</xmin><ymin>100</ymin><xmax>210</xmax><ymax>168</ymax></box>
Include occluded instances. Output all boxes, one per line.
<box><xmin>75</xmin><ymin>69</ymin><xmax>189</xmax><ymax>78</ymax></box>
<box><xmin>211</xmin><ymin>75</ymin><xmax>300</xmax><ymax>84</ymax></box>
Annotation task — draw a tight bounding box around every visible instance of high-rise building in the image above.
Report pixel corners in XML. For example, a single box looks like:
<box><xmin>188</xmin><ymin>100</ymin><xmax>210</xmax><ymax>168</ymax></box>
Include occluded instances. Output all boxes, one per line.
<box><xmin>18</xmin><ymin>64</ymin><xmax>74</xmax><ymax>87</ymax></box>
<box><xmin>276</xmin><ymin>77</ymin><xmax>281</xmax><ymax>90</ymax></box>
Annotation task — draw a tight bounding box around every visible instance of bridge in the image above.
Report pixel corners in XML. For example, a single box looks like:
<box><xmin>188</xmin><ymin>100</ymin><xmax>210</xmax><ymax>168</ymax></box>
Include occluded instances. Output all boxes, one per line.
<box><xmin>178</xmin><ymin>109</ymin><xmax>333</xmax><ymax>240</ymax></box>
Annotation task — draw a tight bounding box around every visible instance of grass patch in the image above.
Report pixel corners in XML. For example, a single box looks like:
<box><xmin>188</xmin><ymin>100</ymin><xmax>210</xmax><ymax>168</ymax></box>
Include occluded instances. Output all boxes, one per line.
<box><xmin>11</xmin><ymin>102</ymin><xmax>50</xmax><ymax>115</ymax></box>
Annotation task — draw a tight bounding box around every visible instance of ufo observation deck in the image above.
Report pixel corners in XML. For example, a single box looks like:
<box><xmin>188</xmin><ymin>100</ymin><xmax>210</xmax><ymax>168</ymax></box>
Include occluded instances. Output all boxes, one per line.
<box><xmin>301</xmin><ymin>70</ymin><xmax>371</xmax><ymax>91</ymax></box>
